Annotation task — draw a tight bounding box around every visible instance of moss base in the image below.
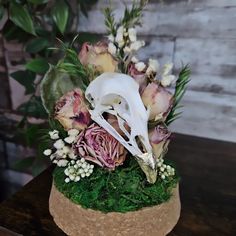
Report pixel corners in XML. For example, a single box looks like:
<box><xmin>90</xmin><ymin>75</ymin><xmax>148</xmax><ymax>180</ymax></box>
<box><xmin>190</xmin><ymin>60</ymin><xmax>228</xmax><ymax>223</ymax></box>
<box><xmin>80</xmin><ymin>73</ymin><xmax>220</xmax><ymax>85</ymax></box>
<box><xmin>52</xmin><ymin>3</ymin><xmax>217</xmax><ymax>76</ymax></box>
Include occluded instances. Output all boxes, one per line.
<box><xmin>53</xmin><ymin>158</ymin><xmax>179</xmax><ymax>213</ymax></box>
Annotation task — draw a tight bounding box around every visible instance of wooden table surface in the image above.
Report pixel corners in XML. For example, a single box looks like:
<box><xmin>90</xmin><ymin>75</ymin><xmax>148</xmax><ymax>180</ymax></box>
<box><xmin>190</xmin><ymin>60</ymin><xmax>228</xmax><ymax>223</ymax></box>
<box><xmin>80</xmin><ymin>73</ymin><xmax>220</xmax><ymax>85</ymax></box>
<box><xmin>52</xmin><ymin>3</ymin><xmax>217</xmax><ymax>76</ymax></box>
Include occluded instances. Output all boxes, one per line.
<box><xmin>0</xmin><ymin>134</ymin><xmax>235</xmax><ymax>236</ymax></box>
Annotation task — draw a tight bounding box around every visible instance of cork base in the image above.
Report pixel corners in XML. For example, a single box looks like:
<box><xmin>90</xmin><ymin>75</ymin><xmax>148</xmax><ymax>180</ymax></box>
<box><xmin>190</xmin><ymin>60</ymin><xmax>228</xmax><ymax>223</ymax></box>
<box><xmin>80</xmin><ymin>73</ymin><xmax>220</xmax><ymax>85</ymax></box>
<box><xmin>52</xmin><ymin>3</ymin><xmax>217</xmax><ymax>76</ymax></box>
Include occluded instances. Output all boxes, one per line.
<box><xmin>49</xmin><ymin>182</ymin><xmax>181</xmax><ymax>236</ymax></box>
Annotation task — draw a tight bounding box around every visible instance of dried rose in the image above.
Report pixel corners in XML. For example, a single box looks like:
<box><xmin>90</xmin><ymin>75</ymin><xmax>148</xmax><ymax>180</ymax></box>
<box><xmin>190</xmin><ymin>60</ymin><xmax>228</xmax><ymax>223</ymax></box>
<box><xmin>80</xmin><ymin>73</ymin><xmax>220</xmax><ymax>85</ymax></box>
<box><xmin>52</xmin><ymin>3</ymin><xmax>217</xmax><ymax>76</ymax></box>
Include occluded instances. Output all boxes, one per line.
<box><xmin>54</xmin><ymin>88</ymin><xmax>91</xmax><ymax>130</ymax></box>
<box><xmin>128</xmin><ymin>63</ymin><xmax>147</xmax><ymax>94</ymax></box>
<box><xmin>149</xmin><ymin>125</ymin><xmax>171</xmax><ymax>159</ymax></box>
<box><xmin>78</xmin><ymin>42</ymin><xmax>118</xmax><ymax>74</ymax></box>
<box><xmin>74</xmin><ymin>123</ymin><xmax>127</xmax><ymax>170</ymax></box>
<box><xmin>141</xmin><ymin>82</ymin><xmax>173</xmax><ymax>121</ymax></box>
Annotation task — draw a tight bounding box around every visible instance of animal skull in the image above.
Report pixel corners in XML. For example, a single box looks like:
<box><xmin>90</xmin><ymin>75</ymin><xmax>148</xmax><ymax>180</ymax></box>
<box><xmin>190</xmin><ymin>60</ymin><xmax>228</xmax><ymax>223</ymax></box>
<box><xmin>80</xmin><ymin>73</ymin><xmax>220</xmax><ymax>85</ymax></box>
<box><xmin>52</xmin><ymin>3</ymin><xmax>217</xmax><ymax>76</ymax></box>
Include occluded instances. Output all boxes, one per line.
<box><xmin>85</xmin><ymin>72</ymin><xmax>156</xmax><ymax>170</ymax></box>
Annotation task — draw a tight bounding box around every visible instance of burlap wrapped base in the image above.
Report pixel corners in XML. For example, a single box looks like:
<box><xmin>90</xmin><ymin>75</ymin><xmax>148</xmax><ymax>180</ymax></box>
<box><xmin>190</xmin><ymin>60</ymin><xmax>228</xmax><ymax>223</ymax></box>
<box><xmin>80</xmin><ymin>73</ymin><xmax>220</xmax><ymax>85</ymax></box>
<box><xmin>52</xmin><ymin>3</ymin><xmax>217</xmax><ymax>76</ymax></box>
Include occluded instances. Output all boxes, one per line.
<box><xmin>49</xmin><ymin>182</ymin><xmax>181</xmax><ymax>236</ymax></box>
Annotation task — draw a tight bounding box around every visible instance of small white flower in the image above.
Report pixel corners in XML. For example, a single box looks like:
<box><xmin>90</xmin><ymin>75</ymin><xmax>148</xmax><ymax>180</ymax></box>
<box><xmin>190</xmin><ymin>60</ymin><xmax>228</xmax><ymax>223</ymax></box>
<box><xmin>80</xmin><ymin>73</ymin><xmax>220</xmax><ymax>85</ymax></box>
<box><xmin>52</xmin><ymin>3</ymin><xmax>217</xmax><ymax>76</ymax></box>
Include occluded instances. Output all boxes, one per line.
<box><xmin>64</xmin><ymin>136</ymin><xmax>75</xmax><ymax>144</ymax></box>
<box><xmin>68</xmin><ymin>151</ymin><xmax>77</xmax><ymax>160</ymax></box>
<box><xmin>130</xmin><ymin>40</ymin><xmax>145</xmax><ymax>51</ymax></box>
<box><xmin>128</xmin><ymin>28</ymin><xmax>137</xmax><ymax>42</ymax></box>
<box><xmin>43</xmin><ymin>149</ymin><xmax>52</xmax><ymax>156</ymax></box>
<box><xmin>108</xmin><ymin>42</ymin><xmax>117</xmax><ymax>55</ymax></box>
<box><xmin>135</xmin><ymin>62</ymin><xmax>146</xmax><ymax>72</ymax></box>
<box><xmin>162</xmin><ymin>63</ymin><xmax>173</xmax><ymax>76</ymax></box>
<box><xmin>56</xmin><ymin>149</ymin><xmax>66</xmax><ymax>158</ymax></box>
<box><xmin>161</xmin><ymin>174</ymin><xmax>166</xmax><ymax>180</ymax></box>
<box><xmin>57</xmin><ymin>159</ymin><xmax>68</xmax><ymax>167</ymax></box>
<box><xmin>69</xmin><ymin>175</ymin><xmax>75</xmax><ymax>181</ymax></box>
<box><xmin>81</xmin><ymin>173</ymin><xmax>86</xmax><ymax>178</ymax></box>
<box><xmin>123</xmin><ymin>46</ymin><xmax>131</xmax><ymax>53</ymax></box>
<box><xmin>49</xmin><ymin>130</ymin><xmax>59</xmax><ymax>140</ymax></box>
<box><xmin>115</xmin><ymin>26</ymin><xmax>124</xmax><ymax>44</ymax></box>
<box><xmin>65</xmin><ymin>178</ymin><xmax>70</xmax><ymax>183</ymax></box>
<box><xmin>146</xmin><ymin>59</ymin><xmax>160</xmax><ymax>75</ymax></box>
<box><xmin>131</xmin><ymin>56</ymin><xmax>139</xmax><ymax>63</ymax></box>
<box><xmin>85</xmin><ymin>173</ymin><xmax>90</xmax><ymax>177</ymax></box>
<box><xmin>108</xmin><ymin>34</ymin><xmax>114</xmax><ymax>42</ymax></box>
<box><xmin>53</xmin><ymin>139</ymin><xmax>65</xmax><ymax>149</ymax></box>
<box><xmin>161</xmin><ymin>75</ymin><xmax>176</xmax><ymax>87</ymax></box>
<box><xmin>81</xmin><ymin>158</ymin><xmax>85</xmax><ymax>163</ymax></box>
<box><xmin>68</xmin><ymin>129</ymin><xmax>80</xmax><ymax>137</ymax></box>
<box><xmin>75</xmin><ymin>176</ymin><xmax>80</xmax><ymax>182</ymax></box>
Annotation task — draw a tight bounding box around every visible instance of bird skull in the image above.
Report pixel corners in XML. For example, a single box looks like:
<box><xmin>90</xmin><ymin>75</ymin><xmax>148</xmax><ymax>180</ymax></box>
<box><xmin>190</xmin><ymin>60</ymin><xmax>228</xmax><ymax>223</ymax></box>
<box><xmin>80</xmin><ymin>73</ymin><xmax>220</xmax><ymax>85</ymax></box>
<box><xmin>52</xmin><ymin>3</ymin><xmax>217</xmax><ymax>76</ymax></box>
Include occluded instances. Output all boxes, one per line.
<box><xmin>85</xmin><ymin>72</ymin><xmax>156</xmax><ymax>170</ymax></box>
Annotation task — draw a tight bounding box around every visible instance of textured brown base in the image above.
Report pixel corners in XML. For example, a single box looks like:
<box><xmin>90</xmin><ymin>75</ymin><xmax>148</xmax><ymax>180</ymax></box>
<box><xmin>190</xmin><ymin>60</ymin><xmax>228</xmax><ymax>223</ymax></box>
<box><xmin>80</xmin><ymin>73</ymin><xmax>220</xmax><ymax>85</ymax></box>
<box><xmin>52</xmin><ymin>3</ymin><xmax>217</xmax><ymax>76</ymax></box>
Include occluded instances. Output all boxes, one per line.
<box><xmin>49</xmin><ymin>182</ymin><xmax>181</xmax><ymax>236</ymax></box>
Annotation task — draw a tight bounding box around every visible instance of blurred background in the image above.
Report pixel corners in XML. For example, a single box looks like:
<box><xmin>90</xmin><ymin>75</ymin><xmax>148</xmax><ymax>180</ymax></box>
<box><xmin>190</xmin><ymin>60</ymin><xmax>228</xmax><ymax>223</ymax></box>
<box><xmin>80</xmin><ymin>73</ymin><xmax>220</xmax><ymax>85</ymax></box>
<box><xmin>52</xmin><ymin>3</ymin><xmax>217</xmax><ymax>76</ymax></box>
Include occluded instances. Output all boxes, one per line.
<box><xmin>0</xmin><ymin>0</ymin><xmax>235</xmax><ymax>201</ymax></box>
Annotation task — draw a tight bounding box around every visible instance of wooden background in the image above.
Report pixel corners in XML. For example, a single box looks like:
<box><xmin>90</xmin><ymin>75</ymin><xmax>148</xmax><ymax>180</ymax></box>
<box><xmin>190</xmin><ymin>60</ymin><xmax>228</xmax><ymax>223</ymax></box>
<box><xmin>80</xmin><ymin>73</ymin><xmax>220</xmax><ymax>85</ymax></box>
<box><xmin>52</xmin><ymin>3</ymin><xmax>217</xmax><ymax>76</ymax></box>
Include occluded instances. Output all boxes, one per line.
<box><xmin>78</xmin><ymin>0</ymin><xmax>236</xmax><ymax>142</ymax></box>
<box><xmin>0</xmin><ymin>0</ymin><xmax>235</xmax><ymax>142</ymax></box>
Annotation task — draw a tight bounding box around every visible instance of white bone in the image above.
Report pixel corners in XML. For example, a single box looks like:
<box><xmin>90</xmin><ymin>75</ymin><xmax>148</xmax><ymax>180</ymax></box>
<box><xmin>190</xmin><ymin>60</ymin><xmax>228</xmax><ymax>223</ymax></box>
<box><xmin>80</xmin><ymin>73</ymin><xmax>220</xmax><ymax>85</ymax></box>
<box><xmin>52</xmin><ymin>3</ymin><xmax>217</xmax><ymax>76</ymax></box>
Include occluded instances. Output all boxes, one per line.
<box><xmin>85</xmin><ymin>72</ymin><xmax>155</xmax><ymax>169</ymax></box>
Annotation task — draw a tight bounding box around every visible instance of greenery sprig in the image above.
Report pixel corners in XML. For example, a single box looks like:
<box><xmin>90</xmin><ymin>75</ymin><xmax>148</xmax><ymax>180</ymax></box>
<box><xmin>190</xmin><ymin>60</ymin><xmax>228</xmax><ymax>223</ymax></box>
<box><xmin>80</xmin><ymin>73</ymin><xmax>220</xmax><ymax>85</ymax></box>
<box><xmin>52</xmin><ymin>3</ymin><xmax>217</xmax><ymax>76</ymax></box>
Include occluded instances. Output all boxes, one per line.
<box><xmin>121</xmin><ymin>0</ymin><xmax>149</xmax><ymax>28</ymax></box>
<box><xmin>166</xmin><ymin>66</ymin><xmax>191</xmax><ymax>125</ymax></box>
<box><xmin>104</xmin><ymin>7</ymin><xmax>117</xmax><ymax>36</ymax></box>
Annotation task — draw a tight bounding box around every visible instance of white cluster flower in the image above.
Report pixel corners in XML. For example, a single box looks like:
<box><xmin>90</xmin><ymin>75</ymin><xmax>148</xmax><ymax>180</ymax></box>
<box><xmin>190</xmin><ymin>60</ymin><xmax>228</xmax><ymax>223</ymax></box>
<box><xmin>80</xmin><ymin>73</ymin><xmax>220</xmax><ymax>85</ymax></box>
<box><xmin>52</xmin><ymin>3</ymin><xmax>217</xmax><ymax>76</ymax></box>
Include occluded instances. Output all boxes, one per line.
<box><xmin>157</xmin><ymin>158</ymin><xmax>175</xmax><ymax>180</ymax></box>
<box><xmin>128</xmin><ymin>28</ymin><xmax>137</xmax><ymax>42</ymax></box>
<box><xmin>49</xmin><ymin>130</ymin><xmax>59</xmax><ymax>140</ymax></box>
<box><xmin>146</xmin><ymin>59</ymin><xmax>160</xmax><ymax>75</ymax></box>
<box><xmin>64</xmin><ymin>158</ymin><xmax>94</xmax><ymax>183</ymax></box>
<box><xmin>108</xmin><ymin>42</ymin><xmax>117</xmax><ymax>55</ymax></box>
<box><xmin>115</xmin><ymin>26</ymin><xmax>125</xmax><ymax>47</ymax></box>
<box><xmin>160</xmin><ymin>63</ymin><xmax>176</xmax><ymax>87</ymax></box>
<box><xmin>43</xmin><ymin>129</ymin><xmax>80</xmax><ymax>168</ymax></box>
<box><xmin>135</xmin><ymin>61</ymin><xmax>146</xmax><ymax>72</ymax></box>
<box><xmin>130</xmin><ymin>40</ymin><xmax>145</xmax><ymax>51</ymax></box>
<box><xmin>64</xmin><ymin>129</ymin><xmax>80</xmax><ymax>144</ymax></box>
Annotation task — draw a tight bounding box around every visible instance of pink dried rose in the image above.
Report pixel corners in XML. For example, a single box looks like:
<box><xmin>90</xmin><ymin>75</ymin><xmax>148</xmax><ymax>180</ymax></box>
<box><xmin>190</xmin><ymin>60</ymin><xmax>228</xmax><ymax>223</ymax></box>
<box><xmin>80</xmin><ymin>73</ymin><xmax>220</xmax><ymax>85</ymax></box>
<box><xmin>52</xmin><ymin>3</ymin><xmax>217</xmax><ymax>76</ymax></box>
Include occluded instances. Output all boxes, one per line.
<box><xmin>128</xmin><ymin>63</ymin><xmax>147</xmax><ymax>94</ymax></box>
<box><xmin>149</xmin><ymin>125</ymin><xmax>171</xmax><ymax>159</ymax></box>
<box><xmin>78</xmin><ymin>42</ymin><xmax>118</xmax><ymax>74</ymax></box>
<box><xmin>74</xmin><ymin>123</ymin><xmax>127</xmax><ymax>169</ymax></box>
<box><xmin>141</xmin><ymin>82</ymin><xmax>173</xmax><ymax>121</ymax></box>
<box><xmin>54</xmin><ymin>88</ymin><xmax>91</xmax><ymax>130</ymax></box>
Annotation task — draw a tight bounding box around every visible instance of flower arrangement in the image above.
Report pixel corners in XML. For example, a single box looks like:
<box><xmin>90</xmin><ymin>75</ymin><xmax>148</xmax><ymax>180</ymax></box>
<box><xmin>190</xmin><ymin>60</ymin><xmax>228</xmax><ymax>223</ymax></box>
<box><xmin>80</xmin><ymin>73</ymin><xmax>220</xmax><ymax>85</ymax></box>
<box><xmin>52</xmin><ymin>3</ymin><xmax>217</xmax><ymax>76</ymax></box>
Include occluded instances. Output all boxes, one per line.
<box><xmin>41</xmin><ymin>0</ymin><xmax>190</xmax><ymax>219</ymax></box>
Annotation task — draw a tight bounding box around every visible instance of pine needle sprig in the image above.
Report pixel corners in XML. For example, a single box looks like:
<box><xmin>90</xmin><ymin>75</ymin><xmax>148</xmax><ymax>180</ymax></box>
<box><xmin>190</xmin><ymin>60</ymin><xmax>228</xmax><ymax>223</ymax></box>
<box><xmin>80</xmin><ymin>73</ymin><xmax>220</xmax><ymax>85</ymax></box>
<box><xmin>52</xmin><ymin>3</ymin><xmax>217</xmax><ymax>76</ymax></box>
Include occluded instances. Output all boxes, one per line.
<box><xmin>121</xmin><ymin>0</ymin><xmax>148</xmax><ymax>28</ymax></box>
<box><xmin>165</xmin><ymin>65</ymin><xmax>191</xmax><ymax>126</ymax></box>
<box><xmin>104</xmin><ymin>7</ymin><xmax>117</xmax><ymax>36</ymax></box>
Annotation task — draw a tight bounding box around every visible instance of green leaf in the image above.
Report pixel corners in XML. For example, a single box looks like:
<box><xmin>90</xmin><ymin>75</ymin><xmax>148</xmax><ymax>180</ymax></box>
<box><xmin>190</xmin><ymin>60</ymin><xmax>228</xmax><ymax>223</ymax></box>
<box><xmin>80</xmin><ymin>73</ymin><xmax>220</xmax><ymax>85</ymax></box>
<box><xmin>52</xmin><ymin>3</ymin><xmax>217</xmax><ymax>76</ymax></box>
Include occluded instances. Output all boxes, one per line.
<box><xmin>9</xmin><ymin>2</ymin><xmax>36</xmax><ymax>35</ymax></box>
<box><xmin>13</xmin><ymin>157</ymin><xmax>35</xmax><ymax>172</ymax></box>
<box><xmin>52</xmin><ymin>0</ymin><xmax>69</xmax><ymax>34</ymax></box>
<box><xmin>25</xmin><ymin>37</ymin><xmax>49</xmax><ymax>53</ymax></box>
<box><xmin>27</xmin><ymin>0</ymin><xmax>48</xmax><ymax>4</ymax></box>
<box><xmin>0</xmin><ymin>6</ymin><xmax>5</xmax><ymax>21</ymax></box>
<box><xmin>10</xmin><ymin>70</ymin><xmax>36</xmax><ymax>95</ymax></box>
<box><xmin>40</xmin><ymin>65</ymin><xmax>85</xmax><ymax>115</ymax></box>
<box><xmin>26</xmin><ymin>58</ymin><xmax>49</xmax><ymax>74</ymax></box>
<box><xmin>17</xmin><ymin>96</ymin><xmax>48</xmax><ymax>119</ymax></box>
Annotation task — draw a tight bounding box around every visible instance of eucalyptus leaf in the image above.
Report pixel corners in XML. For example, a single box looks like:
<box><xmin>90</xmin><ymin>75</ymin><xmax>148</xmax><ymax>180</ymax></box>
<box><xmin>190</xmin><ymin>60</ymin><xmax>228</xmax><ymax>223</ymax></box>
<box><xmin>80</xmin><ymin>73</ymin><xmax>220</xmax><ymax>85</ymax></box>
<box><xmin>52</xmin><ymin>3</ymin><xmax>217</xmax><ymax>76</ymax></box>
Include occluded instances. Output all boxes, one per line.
<box><xmin>10</xmin><ymin>70</ymin><xmax>36</xmax><ymax>95</ymax></box>
<box><xmin>26</xmin><ymin>58</ymin><xmax>49</xmax><ymax>74</ymax></box>
<box><xmin>40</xmin><ymin>65</ymin><xmax>86</xmax><ymax>115</ymax></box>
<box><xmin>25</xmin><ymin>37</ymin><xmax>49</xmax><ymax>53</ymax></box>
<box><xmin>52</xmin><ymin>0</ymin><xmax>69</xmax><ymax>34</ymax></box>
<box><xmin>9</xmin><ymin>2</ymin><xmax>36</xmax><ymax>35</ymax></box>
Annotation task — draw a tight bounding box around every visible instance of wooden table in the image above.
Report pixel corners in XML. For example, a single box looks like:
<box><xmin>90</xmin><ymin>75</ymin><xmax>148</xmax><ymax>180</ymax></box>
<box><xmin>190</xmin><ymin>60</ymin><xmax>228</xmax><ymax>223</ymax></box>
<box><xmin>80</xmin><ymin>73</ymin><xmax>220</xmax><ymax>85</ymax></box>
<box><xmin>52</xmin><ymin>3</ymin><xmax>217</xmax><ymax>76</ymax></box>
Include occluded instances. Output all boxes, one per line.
<box><xmin>0</xmin><ymin>134</ymin><xmax>235</xmax><ymax>236</ymax></box>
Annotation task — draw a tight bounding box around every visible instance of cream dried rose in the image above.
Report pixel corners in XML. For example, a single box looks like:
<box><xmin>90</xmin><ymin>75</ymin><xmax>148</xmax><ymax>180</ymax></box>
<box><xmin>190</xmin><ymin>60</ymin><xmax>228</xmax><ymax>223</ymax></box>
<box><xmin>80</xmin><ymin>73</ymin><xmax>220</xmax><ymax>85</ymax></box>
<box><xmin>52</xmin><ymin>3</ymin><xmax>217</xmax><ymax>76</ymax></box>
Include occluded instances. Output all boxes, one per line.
<box><xmin>141</xmin><ymin>82</ymin><xmax>173</xmax><ymax>121</ymax></box>
<box><xmin>79</xmin><ymin>42</ymin><xmax>118</xmax><ymax>74</ymax></box>
<box><xmin>54</xmin><ymin>88</ymin><xmax>91</xmax><ymax>130</ymax></box>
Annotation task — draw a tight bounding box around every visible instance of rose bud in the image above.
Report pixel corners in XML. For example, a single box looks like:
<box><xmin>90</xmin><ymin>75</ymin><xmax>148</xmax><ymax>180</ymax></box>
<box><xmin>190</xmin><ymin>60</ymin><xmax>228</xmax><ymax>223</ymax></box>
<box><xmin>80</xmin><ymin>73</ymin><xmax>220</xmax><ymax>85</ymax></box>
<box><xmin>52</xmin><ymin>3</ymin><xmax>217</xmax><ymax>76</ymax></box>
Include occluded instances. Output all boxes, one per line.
<box><xmin>54</xmin><ymin>88</ymin><xmax>91</xmax><ymax>130</ymax></box>
<box><xmin>128</xmin><ymin>63</ymin><xmax>147</xmax><ymax>94</ymax></box>
<box><xmin>79</xmin><ymin>42</ymin><xmax>118</xmax><ymax>74</ymax></box>
<box><xmin>148</xmin><ymin>125</ymin><xmax>171</xmax><ymax>160</ymax></box>
<box><xmin>141</xmin><ymin>82</ymin><xmax>173</xmax><ymax>121</ymax></box>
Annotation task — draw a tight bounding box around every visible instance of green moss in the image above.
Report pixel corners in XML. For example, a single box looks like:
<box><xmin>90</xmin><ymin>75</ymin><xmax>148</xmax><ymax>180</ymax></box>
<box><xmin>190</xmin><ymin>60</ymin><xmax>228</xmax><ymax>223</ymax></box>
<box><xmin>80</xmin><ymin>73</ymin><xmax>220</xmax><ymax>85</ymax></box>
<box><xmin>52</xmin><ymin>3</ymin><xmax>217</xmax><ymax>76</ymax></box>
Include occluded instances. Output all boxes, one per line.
<box><xmin>53</xmin><ymin>158</ymin><xmax>179</xmax><ymax>213</ymax></box>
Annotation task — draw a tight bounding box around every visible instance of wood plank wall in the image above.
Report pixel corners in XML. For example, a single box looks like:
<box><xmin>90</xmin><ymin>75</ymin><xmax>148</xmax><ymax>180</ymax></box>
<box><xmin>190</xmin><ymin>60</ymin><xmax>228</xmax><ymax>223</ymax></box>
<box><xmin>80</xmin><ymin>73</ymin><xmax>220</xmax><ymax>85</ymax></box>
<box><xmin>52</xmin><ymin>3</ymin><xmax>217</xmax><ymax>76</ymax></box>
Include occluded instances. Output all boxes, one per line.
<box><xmin>78</xmin><ymin>0</ymin><xmax>236</xmax><ymax>142</ymax></box>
